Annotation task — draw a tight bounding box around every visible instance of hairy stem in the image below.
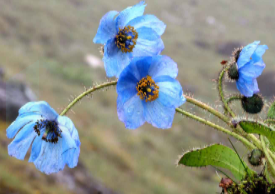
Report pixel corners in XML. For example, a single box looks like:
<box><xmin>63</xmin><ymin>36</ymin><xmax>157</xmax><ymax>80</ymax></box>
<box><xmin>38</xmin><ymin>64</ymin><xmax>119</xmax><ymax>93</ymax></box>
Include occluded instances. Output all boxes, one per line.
<box><xmin>261</xmin><ymin>136</ymin><xmax>275</xmax><ymax>176</ymax></box>
<box><xmin>218</xmin><ymin>66</ymin><xmax>236</xmax><ymax>117</ymax></box>
<box><xmin>176</xmin><ymin>108</ymin><xmax>255</xmax><ymax>150</ymax></box>
<box><xmin>264</xmin><ymin>119</ymin><xmax>275</xmax><ymax>125</ymax></box>
<box><xmin>60</xmin><ymin>80</ymin><xmax>117</xmax><ymax>116</ymax></box>
<box><xmin>184</xmin><ymin>95</ymin><xmax>230</xmax><ymax>124</ymax></box>
<box><xmin>226</xmin><ymin>94</ymin><xmax>242</xmax><ymax>106</ymax></box>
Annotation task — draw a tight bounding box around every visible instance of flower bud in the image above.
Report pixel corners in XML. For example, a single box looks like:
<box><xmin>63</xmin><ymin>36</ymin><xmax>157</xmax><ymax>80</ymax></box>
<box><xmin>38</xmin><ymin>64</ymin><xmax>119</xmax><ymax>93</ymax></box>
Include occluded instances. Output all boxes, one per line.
<box><xmin>248</xmin><ymin>149</ymin><xmax>264</xmax><ymax>166</ymax></box>
<box><xmin>241</xmin><ymin>94</ymin><xmax>264</xmax><ymax>114</ymax></box>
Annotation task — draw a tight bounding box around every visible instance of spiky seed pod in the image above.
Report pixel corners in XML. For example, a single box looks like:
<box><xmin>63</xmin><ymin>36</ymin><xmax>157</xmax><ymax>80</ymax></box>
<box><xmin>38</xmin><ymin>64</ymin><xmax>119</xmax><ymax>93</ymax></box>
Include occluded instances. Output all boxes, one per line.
<box><xmin>241</xmin><ymin>94</ymin><xmax>264</xmax><ymax>114</ymax></box>
<box><xmin>248</xmin><ymin>149</ymin><xmax>264</xmax><ymax>166</ymax></box>
<box><xmin>228</xmin><ymin>63</ymin><xmax>239</xmax><ymax>81</ymax></box>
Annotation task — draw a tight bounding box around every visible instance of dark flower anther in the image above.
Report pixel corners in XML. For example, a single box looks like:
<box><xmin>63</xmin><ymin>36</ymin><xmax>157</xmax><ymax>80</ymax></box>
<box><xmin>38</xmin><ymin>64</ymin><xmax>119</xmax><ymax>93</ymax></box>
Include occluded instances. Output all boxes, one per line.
<box><xmin>34</xmin><ymin>119</ymin><xmax>62</xmax><ymax>143</ymax></box>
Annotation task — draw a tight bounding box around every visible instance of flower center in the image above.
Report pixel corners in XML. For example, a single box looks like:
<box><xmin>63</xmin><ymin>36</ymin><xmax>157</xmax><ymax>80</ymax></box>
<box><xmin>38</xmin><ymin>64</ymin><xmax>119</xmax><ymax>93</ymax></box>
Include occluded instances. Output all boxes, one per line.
<box><xmin>136</xmin><ymin>75</ymin><xmax>159</xmax><ymax>102</ymax></box>
<box><xmin>115</xmin><ymin>26</ymin><xmax>138</xmax><ymax>53</ymax></box>
<box><xmin>34</xmin><ymin>119</ymin><xmax>62</xmax><ymax>143</ymax></box>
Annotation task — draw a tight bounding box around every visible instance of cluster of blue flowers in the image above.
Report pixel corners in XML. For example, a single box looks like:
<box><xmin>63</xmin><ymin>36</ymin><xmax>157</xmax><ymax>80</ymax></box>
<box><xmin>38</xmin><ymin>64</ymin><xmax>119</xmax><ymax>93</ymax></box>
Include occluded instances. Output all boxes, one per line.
<box><xmin>5</xmin><ymin>1</ymin><xmax>268</xmax><ymax>175</ymax></box>
<box><xmin>93</xmin><ymin>1</ymin><xmax>185</xmax><ymax>129</ymax></box>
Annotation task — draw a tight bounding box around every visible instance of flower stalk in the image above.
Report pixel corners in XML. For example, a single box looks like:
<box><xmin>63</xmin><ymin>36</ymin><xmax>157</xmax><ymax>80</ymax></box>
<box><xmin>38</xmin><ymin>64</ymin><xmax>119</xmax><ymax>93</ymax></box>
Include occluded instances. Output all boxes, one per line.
<box><xmin>261</xmin><ymin>136</ymin><xmax>275</xmax><ymax>176</ymax></box>
<box><xmin>218</xmin><ymin>66</ymin><xmax>236</xmax><ymax>117</ymax></box>
<box><xmin>60</xmin><ymin>80</ymin><xmax>117</xmax><ymax>116</ymax></box>
<box><xmin>175</xmin><ymin>108</ymin><xmax>255</xmax><ymax>150</ymax></box>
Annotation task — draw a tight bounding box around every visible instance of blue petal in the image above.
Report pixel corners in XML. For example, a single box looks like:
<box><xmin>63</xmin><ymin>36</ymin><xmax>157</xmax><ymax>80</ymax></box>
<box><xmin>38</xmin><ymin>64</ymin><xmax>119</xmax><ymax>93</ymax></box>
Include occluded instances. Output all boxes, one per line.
<box><xmin>132</xmin><ymin>27</ymin><xmax>164</xmax><ymax>57</ymax></box>
<box><xmin>127</xmin><ymin>15</ymin><xmax>166</xmax><ymax>36</ymax></box>
<box><xmin>237</xmin><ymin>41</ymin><xmax>260</xmax><ymax>69</ymax></box>
<box><xmin>57</xmin><ymin>115</ymin><xmax>81</xmax><ymax>153</ymax></box>
<box><xmin>103</xmin><ymin>38</ymin><xmax>132</xmax><ymax>78</ymax></box>
<box><xmin>236</xmin><ymin>77</ymin><xmax>259</xmax><ymax>97</ymax></box>
<box><xmin>93</xmin><ymin>11</ymin><xmax>119</xmax><ymax>44</ymax></box>
<box><xmin>148</xmin><ymin>55</ymin><xmax>178</xmax><ymax>79</ymax></box>
<box><xmin>144</xmin><ymin>99</ymin><xmax>175</xmax><ymax>129</ymax></box>
<box><xmin>32</xmin><ymin>141</ymin><xmax>64</xmax><ymax>174</ymax></box>
<box><xmin>29</xmin><ymin>135</ymin><xmax>42</xmax><ymax>162</ymax></box>
<box><xmin>8</xmin><ymin>122</ymin><xmax>37</xmax><ymax>160</ymax></box>
<box><xmin>57</xmin><ymin>116</ymin><xmax>76</xmax><ymax>135</ymax></box>
<box><xmin>19</xmin><ymin>101</ymin><xmax>58</xmax><ymax>120</ymax></box>
<box><xmin>57</xmin><ymin>116</ymin><xmax>80</xmax><ymax>168</ymax></box>
<box><xmin>118</xmin><ymin>56</ymin><xmax>152</xmax><ymax>80</ymax></box>
<box><xmin>117</xmin><ymin>69</ymin><xmax>139</xmax><ymax>104</ymax></box>
<box><xmin>117</xmin><ymin>94</ymin><xmax>145</xmax><ymax>129</ymax></box>
<box><xmin>134</xmin><ymin>57</ymin><xmax>153</xmax><ymax>80</ymax></box>
<box><xmin>251</xmin><ymin>45</ymin><xmax>268</xmax><ymax>62</ymax></box>
<box><xmin>6</xmin><ymin>115</ymin><xmax>41</xmax><ymax>139</ymax></box>
<box><xmin>238</xmin><ymin>59</ymin><xmax>265</xmax><ymax>79</ymax></box>
<box><xmin>116</xmin><ymin>1</ymin><xmax>146</xmax><ymax>30</ymax></box>
<box><xmin>154</xmin><ymin>76</ymin><xmax>185</xmax><ymax>108</ymax></box>
<box><xmin>60</xmin><ymin>127</ymin><xmax>79</xmax><ymax>168</ymax></box>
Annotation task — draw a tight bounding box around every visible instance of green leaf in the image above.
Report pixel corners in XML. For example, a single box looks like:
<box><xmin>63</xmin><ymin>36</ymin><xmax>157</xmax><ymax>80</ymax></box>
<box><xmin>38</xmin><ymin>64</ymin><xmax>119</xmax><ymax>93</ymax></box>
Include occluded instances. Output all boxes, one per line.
<box><xmin>178</xmin><ymin>144</ymin><xmax>255</xmax><ymax>181</ymax></box>
<box><xmin>268</xmin><ymin>102</ymin><xmax>275</xmax><ymax>120</ymax></box>
<box><xmin>239</xmin><ymin>121</ymin><xmax>275</xmax><ymax>151</ymax></box>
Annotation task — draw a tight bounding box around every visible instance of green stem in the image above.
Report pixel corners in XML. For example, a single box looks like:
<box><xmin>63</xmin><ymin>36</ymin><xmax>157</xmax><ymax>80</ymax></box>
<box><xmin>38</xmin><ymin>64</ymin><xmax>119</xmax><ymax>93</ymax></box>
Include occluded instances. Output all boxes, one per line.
<box><xmin>60</xmin><ymin>80</ymin><xmax>117</xmax><ymax>116</ymax></box>
<box><xmin>261</xmin><ymin>136</ymin><xmax>275</xmax><ymax>176</ymax></box>
<box><xmin>226</xmin><ymin>94</ymin><xmax>242</xmax><ymax>105</ymax></box>
<box><xmin>184</xmin><ymin>95</ymin><xmax>230</xmax><ymax>124</ymax></box>
<box><xmin>181</xmin><ymin>96</ymin><xmax>275</xmax><ymax>154</ymax></box>
<box><xmin>175</xmin><ymin>108</ymin><xmax>255</xmax><ymax>150</ymax></box>
<box><xmin>264</xmin><ymin>119</ymin><xmax>275</xmax><ymax>124</ymax></box>
<box><xmin>265</xmin><ymin>164</ymin><xmax>273</xmax><ymax>183</ymax></box>
<box><xmin>218</xmin><ymin>66</ymin><xmax>236</xmax><ymax>117</ymax></box>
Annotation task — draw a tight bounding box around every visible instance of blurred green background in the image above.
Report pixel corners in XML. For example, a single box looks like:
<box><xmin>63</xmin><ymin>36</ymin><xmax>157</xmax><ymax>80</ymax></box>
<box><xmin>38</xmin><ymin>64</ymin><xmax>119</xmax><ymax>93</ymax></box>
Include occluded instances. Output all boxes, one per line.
<box><xmin>0</xmin><ymin>0</ymin><xmax>274</xmax><ymax>193</ymax></box>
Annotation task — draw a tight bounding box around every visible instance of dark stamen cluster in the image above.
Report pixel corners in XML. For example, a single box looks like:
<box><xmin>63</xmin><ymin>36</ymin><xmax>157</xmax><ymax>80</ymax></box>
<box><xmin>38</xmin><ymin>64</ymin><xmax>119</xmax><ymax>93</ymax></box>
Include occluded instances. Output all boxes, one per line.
<box><xmin>34</xmin><ymin>119</ymin><xmax>62</xmax><ymax>143</ymax></box>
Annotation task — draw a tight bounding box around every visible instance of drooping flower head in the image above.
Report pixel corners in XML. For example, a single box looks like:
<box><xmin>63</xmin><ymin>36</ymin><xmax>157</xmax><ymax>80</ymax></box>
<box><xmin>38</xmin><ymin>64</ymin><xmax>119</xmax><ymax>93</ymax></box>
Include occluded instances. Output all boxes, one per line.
<box><xmin>93</xmin><ymin>1</ymin><xmax>166</xmax><ymax>78</ymax></box>
<box><xmin>6</xmin><ymin>101</ymin><xmax>80</xmax><ymax>174</ymax></box>
<box><xmin>228</xmin><ymin>41</ymin><xmax>268</xmax><ymax>97</ymax></box>
<box><xmin>117</xmin><ymin>56</ymin><xmax>185</xmax><ymax>129</ymax></box>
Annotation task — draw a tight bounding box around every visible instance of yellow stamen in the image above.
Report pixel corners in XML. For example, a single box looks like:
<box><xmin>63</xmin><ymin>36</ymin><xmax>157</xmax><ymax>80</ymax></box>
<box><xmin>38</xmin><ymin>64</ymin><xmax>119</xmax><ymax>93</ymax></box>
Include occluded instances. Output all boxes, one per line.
<box><xmin>115</xmin><ymin>26</ymin><xmax>138</xmax><ymax>53</ymax></box>
<box><xmin>136</xmin><ymin>76</ymin><xmax>159</xmax><ymax>102</ymax></box>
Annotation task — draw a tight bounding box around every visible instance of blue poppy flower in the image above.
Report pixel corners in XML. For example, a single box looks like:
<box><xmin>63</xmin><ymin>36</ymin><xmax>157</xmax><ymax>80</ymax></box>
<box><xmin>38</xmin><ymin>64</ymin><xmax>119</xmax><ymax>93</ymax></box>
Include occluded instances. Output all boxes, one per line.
<box><xmin>93</xmin><ymin>1</ymin><xmax>166</xmax><ymax>78</ymax></box>
<box><xmin>234</xmin><ymin>41</ymin><xmax>268</xmax><ymax>97</ymax></box>
<box><xmin>6</xmin><ymin>101</ymin><xmax>80</xmax><ymax>174</ymax></box>
<box><xmin>117</xmin><ymin>55</ymin><xmax>185</xmax><ymax>129</ymax></box>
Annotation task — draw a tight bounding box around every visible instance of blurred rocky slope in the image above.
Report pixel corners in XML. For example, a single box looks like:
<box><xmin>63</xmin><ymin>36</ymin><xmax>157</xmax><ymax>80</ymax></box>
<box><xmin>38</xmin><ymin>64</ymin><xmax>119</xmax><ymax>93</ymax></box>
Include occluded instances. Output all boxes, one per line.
<box><xmin>0</xmin><ymin>68</ymin><xmax>36</xmax><ymax>121</ymax></box>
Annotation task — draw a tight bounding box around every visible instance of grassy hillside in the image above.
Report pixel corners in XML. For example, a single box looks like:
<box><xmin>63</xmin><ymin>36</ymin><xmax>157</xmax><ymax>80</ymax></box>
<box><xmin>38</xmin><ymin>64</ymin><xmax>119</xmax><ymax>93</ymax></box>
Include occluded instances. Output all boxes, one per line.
<box><xmin>0</xmin><ymin>0</ymin><xmax>274</xmax><ymax>194</ymax></box>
